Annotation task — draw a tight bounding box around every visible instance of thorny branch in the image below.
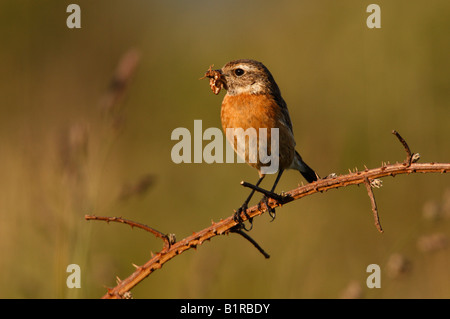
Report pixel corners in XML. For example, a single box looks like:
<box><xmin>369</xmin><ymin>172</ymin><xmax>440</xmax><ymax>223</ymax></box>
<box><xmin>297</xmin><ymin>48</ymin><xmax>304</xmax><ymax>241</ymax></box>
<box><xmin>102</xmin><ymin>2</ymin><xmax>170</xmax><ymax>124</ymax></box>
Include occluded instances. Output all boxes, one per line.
<box><xmin>84</xmin><ymin>215</ymin><xmax>176</xmax><ymax>251</ymax></box>
<box><xmin>86</xmin><ymin>132</ymin><xmax>449</xmax><ymax>299</ymax></box>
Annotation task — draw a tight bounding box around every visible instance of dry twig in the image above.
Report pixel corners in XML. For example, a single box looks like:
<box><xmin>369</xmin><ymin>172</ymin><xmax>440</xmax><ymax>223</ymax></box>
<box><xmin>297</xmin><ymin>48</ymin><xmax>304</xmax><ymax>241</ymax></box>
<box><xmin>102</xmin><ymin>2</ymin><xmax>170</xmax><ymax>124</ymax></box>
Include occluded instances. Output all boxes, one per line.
<box><xmin>364</xmin><ymin>177</ymin><xmax>383</xmax><ymax>233</ymax></box>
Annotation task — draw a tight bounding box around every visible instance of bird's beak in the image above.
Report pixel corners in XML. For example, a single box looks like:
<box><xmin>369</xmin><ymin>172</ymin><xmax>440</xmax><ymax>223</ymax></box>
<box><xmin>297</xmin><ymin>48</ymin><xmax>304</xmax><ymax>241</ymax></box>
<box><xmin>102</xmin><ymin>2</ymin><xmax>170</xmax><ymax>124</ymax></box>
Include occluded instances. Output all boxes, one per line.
<box><xmin>215</xmin><ymin>69</ymin><xmax>228</xmax><ymax>90</ymax></box>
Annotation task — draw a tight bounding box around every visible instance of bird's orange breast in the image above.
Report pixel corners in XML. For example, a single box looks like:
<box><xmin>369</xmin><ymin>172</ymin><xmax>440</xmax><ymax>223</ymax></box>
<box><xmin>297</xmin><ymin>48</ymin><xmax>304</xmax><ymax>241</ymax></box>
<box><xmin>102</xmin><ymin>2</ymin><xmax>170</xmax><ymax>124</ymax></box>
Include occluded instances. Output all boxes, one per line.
<box><xmin>220</xmin><ymin>93</ymin><xmax>296</xmax><ymax>172</ymax></box>
<box><xmin>221</xmin><ymin>93</ymin><xmax>279</xmax><ymax>131</ymax></box>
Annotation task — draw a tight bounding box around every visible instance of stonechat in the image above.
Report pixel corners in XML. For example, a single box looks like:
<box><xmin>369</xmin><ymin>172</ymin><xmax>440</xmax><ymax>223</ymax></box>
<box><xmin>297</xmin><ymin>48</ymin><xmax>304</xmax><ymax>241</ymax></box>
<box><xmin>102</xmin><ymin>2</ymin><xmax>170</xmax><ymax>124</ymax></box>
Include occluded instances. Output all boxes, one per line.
<box><xmin>203</xmin><ymin>59</ymin><xmax>318</xmax><ymax>228</ymax></box>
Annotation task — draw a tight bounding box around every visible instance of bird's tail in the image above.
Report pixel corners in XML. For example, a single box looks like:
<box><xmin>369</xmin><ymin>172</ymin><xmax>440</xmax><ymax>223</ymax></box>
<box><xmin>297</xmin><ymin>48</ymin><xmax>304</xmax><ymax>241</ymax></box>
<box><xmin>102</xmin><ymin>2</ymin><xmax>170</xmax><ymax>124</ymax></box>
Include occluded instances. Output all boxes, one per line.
<box><xmin>294</xmin><ymin>151</ymin><xmax>318</xmax><ymax>183</ymax></box>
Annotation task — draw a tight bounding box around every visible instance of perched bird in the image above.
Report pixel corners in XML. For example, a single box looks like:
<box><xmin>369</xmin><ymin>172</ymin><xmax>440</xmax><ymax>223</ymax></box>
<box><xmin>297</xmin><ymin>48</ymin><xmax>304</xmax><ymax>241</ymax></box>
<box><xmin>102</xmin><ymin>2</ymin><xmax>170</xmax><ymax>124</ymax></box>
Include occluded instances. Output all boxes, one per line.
<box><xmin>204</xmin><ymin>59</ymin><xmax>318</xmax><ymax>228</ymax></box>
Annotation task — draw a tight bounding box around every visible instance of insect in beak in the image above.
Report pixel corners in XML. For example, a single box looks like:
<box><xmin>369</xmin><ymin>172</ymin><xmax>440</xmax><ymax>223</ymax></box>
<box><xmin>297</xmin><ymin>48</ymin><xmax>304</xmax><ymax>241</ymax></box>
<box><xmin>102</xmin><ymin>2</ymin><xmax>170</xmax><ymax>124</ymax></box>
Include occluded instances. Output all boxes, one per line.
<box><xmin>200</xmin><ymin>64</ymin><xmax>226</xmax><ymax>95</ymax></box>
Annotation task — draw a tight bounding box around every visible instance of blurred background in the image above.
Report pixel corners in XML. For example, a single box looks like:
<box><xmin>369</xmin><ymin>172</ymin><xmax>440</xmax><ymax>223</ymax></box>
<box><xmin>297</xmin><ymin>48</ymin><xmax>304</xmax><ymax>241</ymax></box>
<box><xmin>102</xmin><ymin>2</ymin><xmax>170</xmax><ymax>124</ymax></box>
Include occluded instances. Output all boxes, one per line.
<box><xmin>0</xmin><ymin>0</ymin><xmax>449</xmax><ymax>298</ymax></box>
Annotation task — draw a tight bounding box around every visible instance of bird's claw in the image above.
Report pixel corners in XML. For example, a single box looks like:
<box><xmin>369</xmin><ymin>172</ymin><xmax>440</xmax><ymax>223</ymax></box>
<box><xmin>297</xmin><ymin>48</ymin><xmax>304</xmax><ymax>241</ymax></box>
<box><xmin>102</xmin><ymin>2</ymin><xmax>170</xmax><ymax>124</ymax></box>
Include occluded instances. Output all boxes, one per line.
<box><xmin>233</xmin><ymin>204</ymin><xmax>253</xmax><ymax>231</ymax></box>
<box><xmin>258</xmin><ymin>195</ymin><xmax>277</xmax><ymax>222</ymax></box>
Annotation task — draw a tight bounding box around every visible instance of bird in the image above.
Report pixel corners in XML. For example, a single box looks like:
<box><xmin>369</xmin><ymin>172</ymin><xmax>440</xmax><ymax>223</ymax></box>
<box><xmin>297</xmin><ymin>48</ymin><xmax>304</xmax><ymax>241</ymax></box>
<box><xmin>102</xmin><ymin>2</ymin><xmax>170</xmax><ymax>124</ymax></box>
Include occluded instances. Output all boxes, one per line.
<box><xmin>203</xmin><ymin>59</ymin><xmax>318</xmax><ymax>229</ymax></box>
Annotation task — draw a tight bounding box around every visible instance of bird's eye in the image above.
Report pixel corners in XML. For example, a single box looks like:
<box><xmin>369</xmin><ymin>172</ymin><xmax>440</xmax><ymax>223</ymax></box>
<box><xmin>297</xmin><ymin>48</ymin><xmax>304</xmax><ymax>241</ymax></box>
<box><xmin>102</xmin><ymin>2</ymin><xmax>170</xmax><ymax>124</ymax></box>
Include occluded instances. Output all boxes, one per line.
<box><xmin>234</xmin><ymin>68</ymin><xmax>244</xmax><ymax>76</ymax></box>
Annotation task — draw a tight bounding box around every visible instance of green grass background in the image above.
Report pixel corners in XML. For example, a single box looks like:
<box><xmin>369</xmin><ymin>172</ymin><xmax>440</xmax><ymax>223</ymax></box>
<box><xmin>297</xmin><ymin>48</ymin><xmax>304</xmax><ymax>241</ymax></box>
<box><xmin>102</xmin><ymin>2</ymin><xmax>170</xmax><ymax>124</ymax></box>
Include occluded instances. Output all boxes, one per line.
<box><xmin>0</xmin><ymin>0</ymin><xmax>449</xmax><ymax>298</ymax></box>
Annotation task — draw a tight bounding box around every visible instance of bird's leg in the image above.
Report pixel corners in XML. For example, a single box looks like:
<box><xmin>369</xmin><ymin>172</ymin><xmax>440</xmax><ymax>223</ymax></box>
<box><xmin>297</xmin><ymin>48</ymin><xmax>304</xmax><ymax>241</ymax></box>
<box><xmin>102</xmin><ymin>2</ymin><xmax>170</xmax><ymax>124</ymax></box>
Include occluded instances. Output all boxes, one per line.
<box><xmin>234</xmin><ymin>175</ymin><xmax>265</xmax><ymax>231</ymax></box>
<box><xmin>258</xmin><ymin>169</ymin><xmax>284</xmax><ymax>221</ymax></box>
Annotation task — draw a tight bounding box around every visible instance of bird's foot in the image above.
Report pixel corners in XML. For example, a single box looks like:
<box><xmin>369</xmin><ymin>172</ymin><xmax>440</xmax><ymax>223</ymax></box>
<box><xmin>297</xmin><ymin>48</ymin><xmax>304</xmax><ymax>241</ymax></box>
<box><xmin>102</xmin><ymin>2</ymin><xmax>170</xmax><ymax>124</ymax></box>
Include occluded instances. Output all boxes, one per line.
<box><xmin>258</xmin><ymin>195</ymin><xmax>277</xmax><ymax>221</ymax></box>
<box><xmin>233</xmin><ymin>204</ymin><xmax>253</xmax><ymax>231</ymax></box>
